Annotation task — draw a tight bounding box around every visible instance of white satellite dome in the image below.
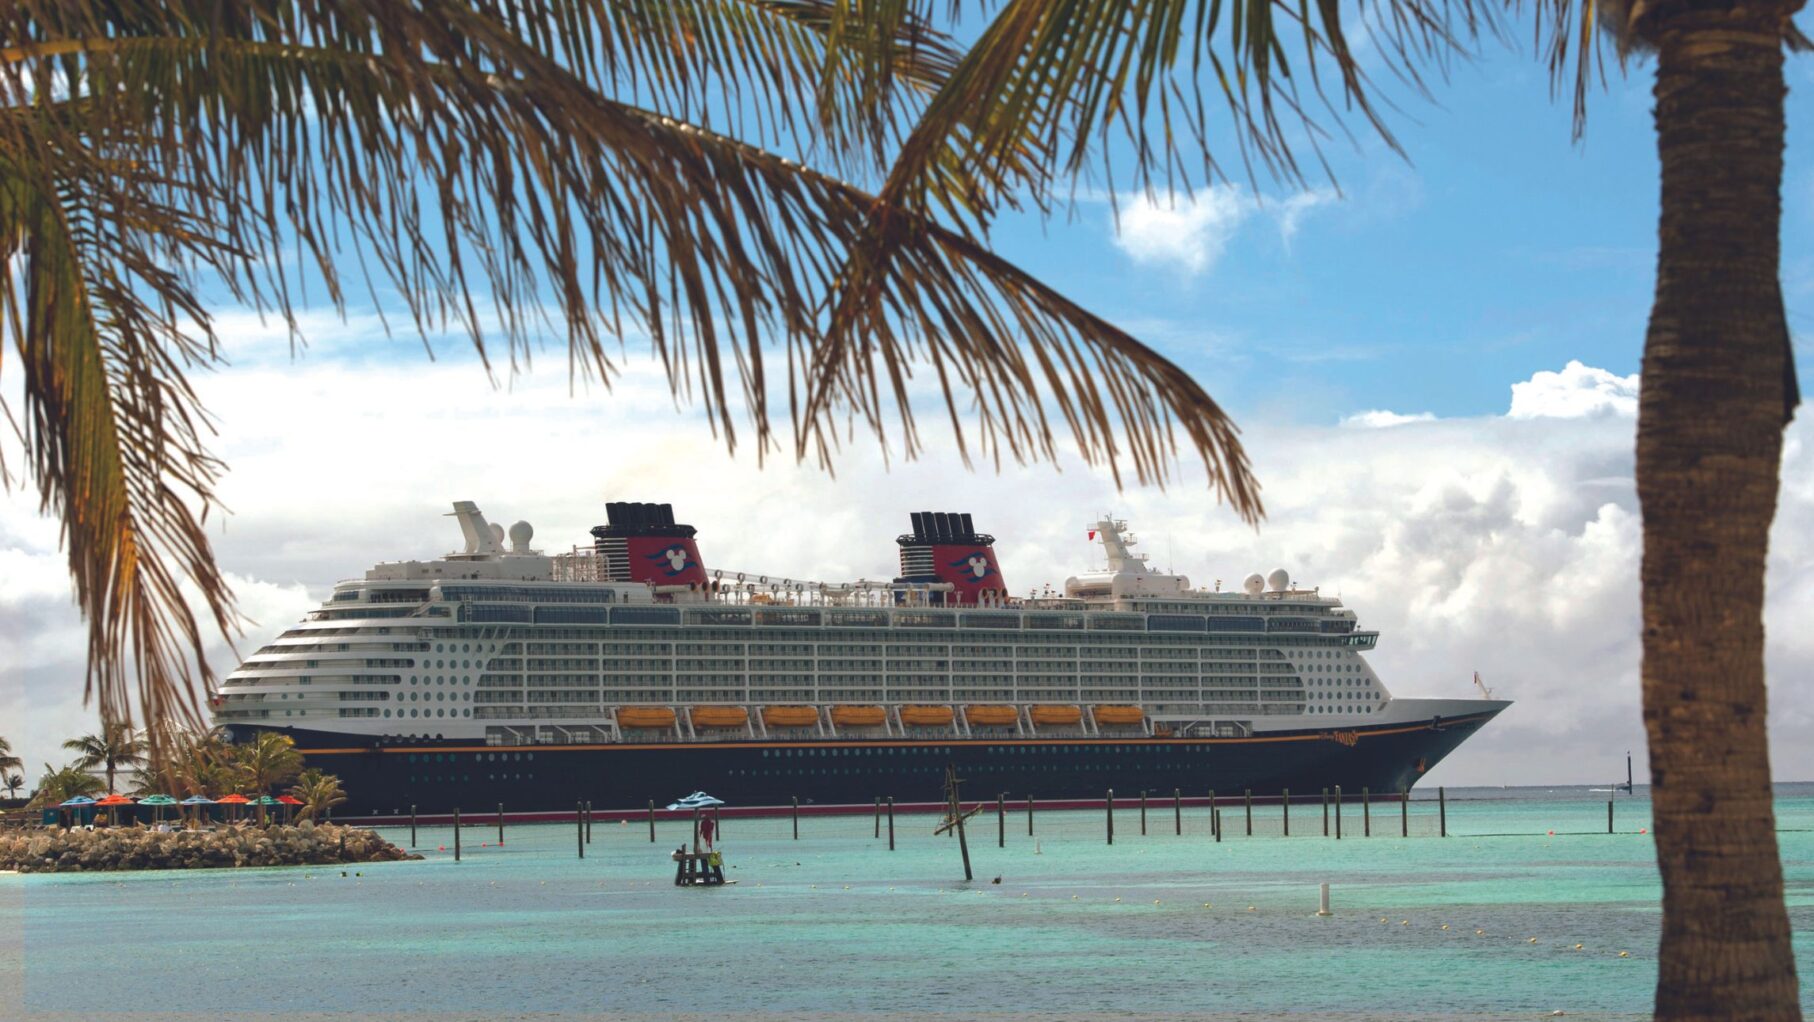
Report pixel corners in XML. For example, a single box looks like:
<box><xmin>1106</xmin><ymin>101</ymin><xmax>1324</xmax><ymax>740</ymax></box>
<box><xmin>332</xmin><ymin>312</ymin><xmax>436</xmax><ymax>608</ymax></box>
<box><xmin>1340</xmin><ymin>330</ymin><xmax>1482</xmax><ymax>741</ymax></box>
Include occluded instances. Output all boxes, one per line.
<box><xmin>508</xmin><ymin>520</ymin><xmax>535</xmax><ymax>552</ymax></box>
<box><xmin>1242</xmin><ymin>573</ymin><xmax>1265</xmax><ymax>596</ymax></box>
<box><xmin>1266</xmin><ymin>568</ymin><xmax>1290</xmax><ymax>592</ymax></box>
<box><xmin>488</xmin><ymin>523</ymin><xmax>506</xmax><ymax>548</ymax></box>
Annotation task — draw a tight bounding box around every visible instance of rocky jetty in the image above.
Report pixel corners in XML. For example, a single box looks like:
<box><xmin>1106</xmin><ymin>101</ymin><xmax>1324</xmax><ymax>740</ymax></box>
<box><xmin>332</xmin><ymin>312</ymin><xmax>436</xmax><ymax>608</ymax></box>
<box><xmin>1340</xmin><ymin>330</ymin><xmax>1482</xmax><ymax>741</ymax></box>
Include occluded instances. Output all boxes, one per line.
<box><xmin>0</xmin><ymin>820</ymin><xmax>421</xmax><ymax>873</ymax></box>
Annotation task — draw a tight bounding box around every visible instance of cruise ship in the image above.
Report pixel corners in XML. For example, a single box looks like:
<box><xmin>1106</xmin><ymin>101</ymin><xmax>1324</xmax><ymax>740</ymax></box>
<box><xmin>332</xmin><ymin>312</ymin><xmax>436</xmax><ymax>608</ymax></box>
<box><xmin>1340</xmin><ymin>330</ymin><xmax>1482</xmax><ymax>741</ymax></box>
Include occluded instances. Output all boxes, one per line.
<box><xmin>214</xmin><ymin>502</ymin><xmax>1509</xmax><ymax>820</ymax></box>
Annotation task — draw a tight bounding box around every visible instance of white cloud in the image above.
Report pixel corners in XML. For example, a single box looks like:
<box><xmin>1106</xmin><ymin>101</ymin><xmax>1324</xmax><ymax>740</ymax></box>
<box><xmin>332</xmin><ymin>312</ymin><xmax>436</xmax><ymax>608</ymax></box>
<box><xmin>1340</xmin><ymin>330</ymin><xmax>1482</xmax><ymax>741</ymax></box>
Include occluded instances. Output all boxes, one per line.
<box><xmin>1110</xmin><ymin>187</ymin><xmax>1249</xmax><ymax>274</ymax></box>
<box><xmin>4</xmin><ymin>350</ymin><xmax>1812</xmax><ymax>793</ymax></box>
<box><xmin>1341</xmin><ymin>409</ymin><xmax>1436</xmax><ymax>428</ymax></box>
<box><xmin>1507</xmin><ymin>359</ymin><xmax>1640</xmax><ymax>419</ymax></box>
<box><xmin>1272</xmin><ymin>189</ymin><xmax>1337</xmax><ymax>246</ymax></box>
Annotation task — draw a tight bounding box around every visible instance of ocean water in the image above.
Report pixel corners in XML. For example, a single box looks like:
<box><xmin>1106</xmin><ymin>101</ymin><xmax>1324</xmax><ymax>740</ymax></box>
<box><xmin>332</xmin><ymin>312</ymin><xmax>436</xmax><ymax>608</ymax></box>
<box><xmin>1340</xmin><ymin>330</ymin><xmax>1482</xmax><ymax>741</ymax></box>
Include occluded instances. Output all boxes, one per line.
<box><xmin>3</xmin><ymin>785</ymin><xmax>1812</xmax><ymax>1021</ymax></box>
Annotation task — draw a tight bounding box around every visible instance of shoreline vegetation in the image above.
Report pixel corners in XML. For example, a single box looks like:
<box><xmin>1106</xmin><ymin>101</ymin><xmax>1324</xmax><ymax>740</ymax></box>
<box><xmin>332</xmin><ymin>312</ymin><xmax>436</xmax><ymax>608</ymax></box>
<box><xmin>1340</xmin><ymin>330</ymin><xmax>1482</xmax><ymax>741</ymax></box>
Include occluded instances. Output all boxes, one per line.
<box><xmin>0</xmin><ymin>819</ymin><xmax>417</xmax><ymax>874</ymax></box>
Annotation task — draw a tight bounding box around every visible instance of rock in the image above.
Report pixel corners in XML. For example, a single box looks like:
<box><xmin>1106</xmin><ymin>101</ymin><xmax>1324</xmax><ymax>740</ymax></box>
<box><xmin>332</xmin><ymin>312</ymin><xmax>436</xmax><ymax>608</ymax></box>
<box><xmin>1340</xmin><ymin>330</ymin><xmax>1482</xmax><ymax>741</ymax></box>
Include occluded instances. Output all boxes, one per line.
<box><xmin>0</xmin><ymin>823</ymin><xmax>420</xmax><ymax>873</ymax></box>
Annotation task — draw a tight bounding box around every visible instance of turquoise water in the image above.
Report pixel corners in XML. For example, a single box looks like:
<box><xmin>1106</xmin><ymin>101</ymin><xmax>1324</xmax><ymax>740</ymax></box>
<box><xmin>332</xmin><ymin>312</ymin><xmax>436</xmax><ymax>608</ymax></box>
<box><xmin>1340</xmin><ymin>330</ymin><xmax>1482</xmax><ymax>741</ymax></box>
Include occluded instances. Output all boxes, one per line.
<box><xmin>4</xmin><ymin>786</ymin><xmax>1812</xmax><ymax>1020</ymax></box>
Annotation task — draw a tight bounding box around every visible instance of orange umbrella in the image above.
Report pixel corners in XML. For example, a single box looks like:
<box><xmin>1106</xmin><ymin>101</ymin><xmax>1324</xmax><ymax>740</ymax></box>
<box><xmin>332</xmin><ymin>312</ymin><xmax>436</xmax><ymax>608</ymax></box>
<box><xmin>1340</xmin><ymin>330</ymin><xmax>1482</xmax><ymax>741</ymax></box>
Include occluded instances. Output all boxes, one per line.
<box><xmin>216</xmin><ymin>793</ymin><xmax>251</xmax><ymax>823</ymax></box>
<box><xmin>93</xmin><ymin>793</ymin><xmax>134</xmax><ymax>827</ymax></box>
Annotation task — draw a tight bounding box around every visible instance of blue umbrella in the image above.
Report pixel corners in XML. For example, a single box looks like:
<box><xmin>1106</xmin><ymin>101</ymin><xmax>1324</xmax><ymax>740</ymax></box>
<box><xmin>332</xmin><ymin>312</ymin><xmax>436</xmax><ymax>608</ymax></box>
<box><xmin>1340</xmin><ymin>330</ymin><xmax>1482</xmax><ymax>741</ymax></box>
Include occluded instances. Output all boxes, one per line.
<box><xmin>180</xmin><ymin>794</ymin><xmax>216</xmax><ymax>827</ymax></box>
<box><xmin>58</xmin><ymin>796</ymin><xmax>97</xmax><ymax>807</ymax></box>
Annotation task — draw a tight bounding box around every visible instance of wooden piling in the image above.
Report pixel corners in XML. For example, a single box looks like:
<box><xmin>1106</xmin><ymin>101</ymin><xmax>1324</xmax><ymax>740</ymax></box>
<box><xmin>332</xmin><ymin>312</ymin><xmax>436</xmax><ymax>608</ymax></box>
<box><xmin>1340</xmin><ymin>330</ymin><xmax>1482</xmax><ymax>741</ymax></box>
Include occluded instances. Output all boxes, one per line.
<box><xmin>691</xmin><ymin>809</ymin><xmax>701</xmax><ymax>854</ymax></box>
<box><xmin>792</xmin><ymin>796</ymin><xmax>800</xmax><ymax>840</ymax></box>
<box><xmin>1362</xmin><ymin>788</ymin><xmax>1370</xmax><ymax>837</ymax></box>
<box><xmin>453</xmin><ymin>807</ymin><xmax>461</xmax><ymax>861</ymax></box>
<box><xmin>585</xmin><ymin>801</ymin><xmax>593</xmax><ymax>844</ymax></box>
<box><xmin>1214</xmin><ymin>808</ymin><xmax>1222</xmax><ymax>843</ymax></box>
<box><xmin>1106</xmin><ymin>788</ymin><xmax>1115</xmax><ymax>845</ymax></box>
<box><xmin>1608</xmin><ymin>798</ymin><xmax>1614</xmax><ymax>835</ymax></box>
<box><xmin>1334</xmin><ymin>786</ymin><xmax>1342</xmax><ymax>840</ymax></box>
<box><xmin>1401</xmin><ymin>789</ymin><xmax>1409</xmax><ymax>837</ymax></box>
<box><xmin>1439</xmin><ymin>786</ymin><xmax>1447</xmax><ymax>837</ymax></box>
<box><xmin>1245</xmin><ymin>789</ymin><xmax>1253</xmax><ymax>836</ymax></box>
<box><xmin>647</xmin><ymin>799</ymin><xmax>656</xmax><ymax>843</ymax></box>
<box><xmin>1140</xmin><ymin>790</ymin><xmax>1148</xmax><ymax>836</ymax></box>
<box><xmin>498</xmin><ymin>803</ymin><xmax>505</xmax><ymax>846</ymax></box>
<box><xmin>874</xmin><ymin>797</ymin><xmax>882</xmax><ymax>839</ymax></box>
<box><xmin>1174</xmin><ymin>788</ymin><xmax>1182</xmax><ymax>835</ymax></box>
<box><xmin>997</xmin><ymin>794</ymin><xmax>1006</xmax><ymax>848</ymax></box>
<box><xmin>576</xmin><ymin>802</ymin><xmax>585</xmax><ymax>858</ymax></box>
<box><xmin>1027</xmin><ymin>795</ymin><xmax>1035</xmax><ymax>836</ymax></box>
<box><xmin>1282</xmin><ymin>788</ymin><xmax>1291</xmax><ymax>836</ymax></box>
<box><xmin>410</xmin><ymin>804</ymin><xmax>417</xmax><ymax>848</ymax></box>
<box><xmin>1322</xmin><ymin>788</ymin><xmax>1330</xmax><ymax>837</ymax></box>
<box><xmin>1207</xmin><ymin>789</ymin><xmax>1216</xmax><ymax>838</ymax></box>
<box><xmin>887</xmin><ymin>797</ymin><xmax>895</xmax><ymax>851</ymax></box>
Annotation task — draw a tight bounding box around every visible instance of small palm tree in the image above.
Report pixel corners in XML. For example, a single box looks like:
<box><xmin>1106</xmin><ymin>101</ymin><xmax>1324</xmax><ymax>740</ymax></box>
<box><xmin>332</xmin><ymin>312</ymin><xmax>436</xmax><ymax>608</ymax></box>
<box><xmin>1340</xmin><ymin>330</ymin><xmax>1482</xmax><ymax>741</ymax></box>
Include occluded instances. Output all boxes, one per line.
<box><xmin>289</xmin><ymin>769</ymin><xmax>347</xmax><ymax>823</ymax></box>
<box><xmin>0</xmin><ymin>736</ymin><xmax>21</xmax><ymax>778</ymax></box>
<box><xmin>62</xmin><ymin>723</ymin><xmax>146</xmax><ymax>794</ymax></box>
<box><xmin>26</xmin><ymin>762</ymin><xmax>105</xmax><ymax>811</ymax></box>
<box><xmin>3</xmin><ymin>774</ymin><xmax>23</xmax><ymax>800</ymax></box>
<box><xmin>235</xmin><ymin>732</ymin><xmax>304</xmax><ymax>797</ymax></box>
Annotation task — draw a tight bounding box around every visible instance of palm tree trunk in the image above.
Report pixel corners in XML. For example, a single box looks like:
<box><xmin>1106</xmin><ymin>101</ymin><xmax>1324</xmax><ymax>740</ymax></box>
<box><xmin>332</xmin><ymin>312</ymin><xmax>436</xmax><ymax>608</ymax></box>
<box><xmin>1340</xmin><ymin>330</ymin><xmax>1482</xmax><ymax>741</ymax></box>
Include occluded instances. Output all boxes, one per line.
<box><xmin>1639</xmin><ymin>5</ymin><xmax>1802</xmax><ymax>1019</ymax></box>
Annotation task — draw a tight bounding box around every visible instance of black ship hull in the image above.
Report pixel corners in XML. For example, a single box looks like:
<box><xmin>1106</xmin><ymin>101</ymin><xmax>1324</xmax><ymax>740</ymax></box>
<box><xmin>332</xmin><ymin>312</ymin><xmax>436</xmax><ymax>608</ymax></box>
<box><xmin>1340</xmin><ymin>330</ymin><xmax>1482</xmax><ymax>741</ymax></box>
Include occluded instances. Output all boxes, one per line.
<box><xmin>233</xmin><ymin>709</ymin><xmax>1502</xmax><ymax>822</ymax></box>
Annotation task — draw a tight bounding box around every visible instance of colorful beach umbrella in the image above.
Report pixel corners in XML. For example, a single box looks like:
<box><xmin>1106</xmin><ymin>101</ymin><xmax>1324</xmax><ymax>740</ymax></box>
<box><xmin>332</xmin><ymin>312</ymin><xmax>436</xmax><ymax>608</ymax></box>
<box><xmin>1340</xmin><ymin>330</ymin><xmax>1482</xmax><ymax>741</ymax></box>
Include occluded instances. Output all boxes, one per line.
<box><xmin>178</xmin><ymin>795</ymin><xmax>215</xmax><ymax>805</ymax></box>
<box><xmin>58</xmin><ymin>796</ymin><xmax>97</xmax><ymax>807</ymax></box>
<box><xmin>138</xmin><ymin>795</ymin><xmax>178</xmax><ymax>805</ymax></box>
<box><xmin>215</xmin><ymin>794</ymin><xmax>251</xmax><ymax>804</ymax></box>
<box><xmin>276</xmin><ymin>795</ymin><xmax>303</xmax><ymax>805</ymax></box>
<box><xmin>94</xmin><ymin>794</ymin><xmax>135</xmax><ymax>806</ymax></box>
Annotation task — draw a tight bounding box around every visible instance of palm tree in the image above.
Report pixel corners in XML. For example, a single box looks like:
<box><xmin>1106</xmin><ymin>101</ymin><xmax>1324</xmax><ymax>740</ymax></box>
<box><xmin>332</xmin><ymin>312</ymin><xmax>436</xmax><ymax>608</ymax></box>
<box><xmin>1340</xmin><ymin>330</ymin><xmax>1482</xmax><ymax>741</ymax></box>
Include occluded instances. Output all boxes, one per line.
<box><xmin>830</xmin><ymin>5</ymin><xmax>1806</xmax><ymax>1017</ymax></box>
<box><xmin>62</xmin><ymin>723</ymin><xmax>147</xmax><ymax>794</ymax></box>
<box><xmin>3</xmin><ymin>775</ymin><xmax>23</xmax><ymax>800</ymax></box>
<box><xmin>234</xmin><ymin>732</ymin><xmax>304</xmax><ymax>797</ymax></box>
<box><xmin>289</xmin><ymin>769</ymin><xmax>347</xmax><ymax>823</ymax></box>
<box><xmin>26</xmin><ymin>762</ymin><xmax>105</xmax><ymax>811</ymax></box>
<box><xmin>0</xmin><ymin>1</ymin><xmax>1249</xmax><ymax>775</ymax></box>
<box><xmin>0</xmin><ymin>737</ymin><xmax>21</xmax><ymax>779</ymax></box>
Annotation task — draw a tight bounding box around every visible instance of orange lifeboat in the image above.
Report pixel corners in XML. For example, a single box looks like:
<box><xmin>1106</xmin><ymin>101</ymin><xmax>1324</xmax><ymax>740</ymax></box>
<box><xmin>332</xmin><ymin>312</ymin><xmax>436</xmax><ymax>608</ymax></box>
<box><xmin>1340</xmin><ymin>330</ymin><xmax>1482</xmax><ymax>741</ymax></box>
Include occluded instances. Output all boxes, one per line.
<box><xmin>899</xmin><ymin>704</ymin><xmax>955</xmax><ymax>727</ymax></box>
<box><xmin>1030</xmin><ymin>704</ymin><xmax>1083</xmax><ymax>726</ymax></box>
<box><xmin>965</xmin><ymin>704</ymin><xmax>1019</xmax><ymax>727</ymax></box>
<box><xmin>762</xmin><ymin>705</ymin><xmax>820</xmax><ymax>728</ymax></box>
<box><xmin>1093</xmin><ymin>704</ymin><xmax>1146</xmax><ymax>726</ymax></box>
<box><xmin>831</xmin><ymin>704</ymin><xmax>886</xmax><ymax>727</ymax></box>
<box><xmin>691</xmin><ymin>706</ymin><xmax>750</xmax><ymax>729</ymax></box>
<box><xmin>617</xmin><ymin>706</ymin><xmax>676</xmax><ymax>729</ymax></box>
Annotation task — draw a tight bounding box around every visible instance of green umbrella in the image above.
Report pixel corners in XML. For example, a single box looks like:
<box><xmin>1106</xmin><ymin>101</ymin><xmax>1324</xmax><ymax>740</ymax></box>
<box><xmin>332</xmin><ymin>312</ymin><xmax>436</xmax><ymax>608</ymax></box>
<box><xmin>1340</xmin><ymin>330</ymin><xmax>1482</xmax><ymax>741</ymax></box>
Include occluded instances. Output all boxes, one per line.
<box><xmin>138</xmin><ymin>794</ymin><xmax>178</xmax><ymax>825</ymax></box>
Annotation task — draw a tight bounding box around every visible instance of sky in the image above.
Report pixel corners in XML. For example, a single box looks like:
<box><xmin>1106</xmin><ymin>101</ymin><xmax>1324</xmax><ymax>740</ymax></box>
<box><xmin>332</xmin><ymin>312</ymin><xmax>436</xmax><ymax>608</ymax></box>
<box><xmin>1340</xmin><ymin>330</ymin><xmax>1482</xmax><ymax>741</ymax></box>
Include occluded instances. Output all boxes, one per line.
<box><xmin>2</xmin><ymin>28</ymin><xmax>1811</xmax><ymax>790</ymax></box>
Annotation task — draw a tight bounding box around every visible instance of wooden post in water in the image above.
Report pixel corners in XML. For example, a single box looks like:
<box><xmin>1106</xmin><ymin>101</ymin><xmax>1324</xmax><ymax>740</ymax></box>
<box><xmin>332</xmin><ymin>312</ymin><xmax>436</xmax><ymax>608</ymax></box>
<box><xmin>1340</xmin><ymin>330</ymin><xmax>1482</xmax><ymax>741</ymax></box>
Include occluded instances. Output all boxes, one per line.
<box><xmin>1361</xmin><ymin>788</ymin><xmax>1370</xmax><ymax>838</ymax></box>
<box><xmin>585</xmin><ymin>801</ymin><xmax>593</xmax><ymax>844</ymax></box>
<box><xmin>498</xmin><ymin>803</ymin><xmax>506</xmax><ymax>846</ymax></box>
<box><xmin>1608</xmin><ymin>798</ymin><xmax>1614</xmax><ymax>835</ymax></box>
<box><xmin>647</xmin><ymin>800</ymin><xmax>656</xmax><ymax>842</ymax></box>
<box><xmin>1322</xmin><ymin>788</ymin><xmax>1330</xmax><ymax>837</ymax></box>
<box><xmin>1173</xmin><ymin>788</ymin><xmax>1182</xmax><ymax>835</ymax></box>
<box><xmin>1027</xmin><ymin>795</ymin><xmax>1035</xmax><ymax>836</ymax></box>
<box><xmin>1439</xmin><ymin>786</ymin><xmax>1447</xmax><ymax>837</ymax></box>
<box><xmin>1282</xmin><ymin>788</ymin><xmax>1290</xmax><ymax>836</ymax></box>
<box><xmin>792</xmin><ymin>796</ymin><xmax>800</xmax><ymax>840</ymax></box>
<box><xmin>1214</xmin><ymin>808</ymin><xmax>1222</xmax><ymax>843</ymax></box>
<box><xmin>1140</xmin><ymin>790</ymin><xmax>1148</xmax><ymax>836</ymax></box>
<box><xmin>997</xmin><ymin>794</ymin><xmax>1006</xmax><ymax>848</ymax></box>
<box><xmin>410</xmin><ymin>805</ymin><xmax>417</xmax><ymax>848</ymax></box>
<box><xmin>576</xmin><ymin>802</ymin><xmax>585</xmax><ymax>859</ymax></box>
<box><xmin>1207</xmin><ymin>789</ymin><xmax>1216</xmax><ymax>838</ymax></box>
<box><xmin>1106</xmin><ymin>789</ymin><xmax>1115</xmax><ymax>845</ymax></box>
<box><xmin>1245</xmin><ymin>789</ymin><xmax>1253</xmax><ymax>836</ymax></box>
<box><xmin>887</xmin><ymin>797</ymin><xmax>895</xmax><ymax>850</ymax></box>
<box><xmin>1401</xmin><ymin>789</ymin><xmax>1409</xmax><ymax>837</ymax></box>
<box><xmin>453</xmin><ymin>807</ymin><xmax>462</xmax><ymax>861</ymax></box>
<box><xmin>1334</xmin><ymin>786</ymin><xmax>1342</xmax><ymax>840</ymax></box>
<box><xmin>875</xmin><ymin>798</ymin><xmax>882</xmax><ymax>839</ymax></box>
<box><xmin>691</xmin><ymin>809</ymin><xmax>701</xmax><ymax>855</ymax></box>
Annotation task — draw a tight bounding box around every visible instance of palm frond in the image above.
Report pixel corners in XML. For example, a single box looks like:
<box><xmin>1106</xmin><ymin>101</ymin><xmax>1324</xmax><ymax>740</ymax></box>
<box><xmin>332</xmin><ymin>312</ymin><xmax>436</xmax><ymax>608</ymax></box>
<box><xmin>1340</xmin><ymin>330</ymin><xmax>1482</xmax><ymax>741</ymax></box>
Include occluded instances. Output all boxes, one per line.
<box><xmin>0</xmin><ymin>0</ymin><xmax>1261</xmax><ymax>770</ymax></box>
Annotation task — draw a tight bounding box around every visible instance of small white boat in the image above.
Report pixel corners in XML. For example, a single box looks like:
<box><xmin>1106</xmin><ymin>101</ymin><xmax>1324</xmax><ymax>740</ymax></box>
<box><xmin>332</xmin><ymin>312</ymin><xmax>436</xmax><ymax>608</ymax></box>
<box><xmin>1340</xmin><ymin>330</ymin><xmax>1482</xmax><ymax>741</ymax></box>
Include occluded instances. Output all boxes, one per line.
<box><xmin>667</xmin><ymin>791</ymin><xmax>726</xmax><ymax>810</ymax></box>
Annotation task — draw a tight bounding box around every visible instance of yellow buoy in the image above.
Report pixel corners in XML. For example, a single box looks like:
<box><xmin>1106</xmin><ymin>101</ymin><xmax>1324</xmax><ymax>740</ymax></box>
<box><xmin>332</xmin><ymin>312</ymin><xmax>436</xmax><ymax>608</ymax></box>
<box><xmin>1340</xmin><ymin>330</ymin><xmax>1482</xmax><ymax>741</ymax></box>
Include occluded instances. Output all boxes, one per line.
<box><xmin>1401</xmin><ymin>920</ymin><xmax>1410</xmax><ymax>926</ymax></box>
<box><xmin>1476</xmin><ymin>929</ymin><xmax>1485</xmax><ymax>935</ymax></box>
<box><xmin>1529</xmin><ymin>938</ymin><xmax>1539</xmax><ymax>944</ymax></box>
<box><xmin>1574</xmin><ymin>944</ymin><xmax>1584</xmax><ymax>951</ymax></box>
<box><xmin>1154</xmin><ymin>899</ymin><xmax>1162</xmax><ymax>905</ymax></box>
<box><xmin>1380</xmin><ymin>917</ymin><xmax>1389</xmax><ymax>923</ymax></box>
<box><xmin>1619</xmin><ymin>951</ymin><xmax>1631</xmax><ymax>958</ymax></box>
<box><xmin>1441</xmin><ymin>924</ymin><xmax>1450</xmax><ymax>930</ymax></box>
<box><xmin>1248</xmin><ymin>906</ymin><xmax>1257</xmax><ymax>912</ymax></box>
